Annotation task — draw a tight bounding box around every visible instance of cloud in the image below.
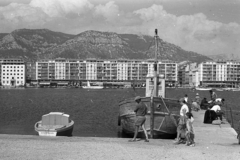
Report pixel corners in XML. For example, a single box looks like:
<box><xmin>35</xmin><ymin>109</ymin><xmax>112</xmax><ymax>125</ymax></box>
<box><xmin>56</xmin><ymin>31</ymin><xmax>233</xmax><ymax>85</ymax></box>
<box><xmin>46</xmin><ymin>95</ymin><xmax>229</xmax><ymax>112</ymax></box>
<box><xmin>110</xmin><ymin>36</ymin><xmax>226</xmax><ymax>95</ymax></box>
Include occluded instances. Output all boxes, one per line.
<box><xmin>133</xmin><ymin>4</ymin><xmax>240</xmax><ymax>56</ymax></box>
<box><xmin>94</xmin><ymin>1</ymin><xmax>119</xmax><ymax>22</ymax></box>
<box><xmin>0</xmin><ymin>3</ymin><xmax>48</xmax><ymax>31</ymax></box>
<box><xmin>0</xmin><ymin>1</ymin><xmax>239</xmax><ymax>57</ymax></box>
<box><xmin>29</xmin><ymin>0</ymin><xmax>93</xmax><ymax>17</ymax></box>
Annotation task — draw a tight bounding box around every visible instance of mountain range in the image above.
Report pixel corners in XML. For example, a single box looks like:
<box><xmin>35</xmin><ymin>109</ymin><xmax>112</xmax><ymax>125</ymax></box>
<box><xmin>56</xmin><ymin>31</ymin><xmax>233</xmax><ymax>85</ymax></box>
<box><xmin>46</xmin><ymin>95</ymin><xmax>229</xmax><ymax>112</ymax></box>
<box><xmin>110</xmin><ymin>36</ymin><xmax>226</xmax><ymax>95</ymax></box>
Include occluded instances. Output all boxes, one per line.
<box><xmin>0</xmin><ymin>29</ymin><xmax>212</xmax><ymax>63</ymax></box>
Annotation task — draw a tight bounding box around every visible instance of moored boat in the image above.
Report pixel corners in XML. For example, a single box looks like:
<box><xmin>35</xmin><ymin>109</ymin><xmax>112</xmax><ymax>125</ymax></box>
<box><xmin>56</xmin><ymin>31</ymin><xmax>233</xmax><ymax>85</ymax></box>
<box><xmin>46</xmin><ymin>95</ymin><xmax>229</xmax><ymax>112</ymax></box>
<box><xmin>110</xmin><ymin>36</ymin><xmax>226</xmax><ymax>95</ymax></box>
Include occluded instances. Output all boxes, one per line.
<box><xmin>118</xmin><ymin>29</ymin><xmax>180</xmax><ymax>139</ymax></box>
<box><xmin>195</xmin><ymin>87</ymin><xmax>212</xmax><ymax>91</ymax></box>
<box><xmin>119</xmin><ymin>97</ymin><xmax>180</xmax><ymax>138</ymax></box>
<box><xmin>231</xmin><ymin>88</ymin><xmax>240</xmax><ymax>92</ymax></box>
<box><xmin>82</xmin><ymin>81</ymin><xmax>104</xmax><ymax>89</ymax></box>
<box><xmin>35</xmin><ymin>112</ymin><xmax>74</xmax><ymax>136</ymax></box>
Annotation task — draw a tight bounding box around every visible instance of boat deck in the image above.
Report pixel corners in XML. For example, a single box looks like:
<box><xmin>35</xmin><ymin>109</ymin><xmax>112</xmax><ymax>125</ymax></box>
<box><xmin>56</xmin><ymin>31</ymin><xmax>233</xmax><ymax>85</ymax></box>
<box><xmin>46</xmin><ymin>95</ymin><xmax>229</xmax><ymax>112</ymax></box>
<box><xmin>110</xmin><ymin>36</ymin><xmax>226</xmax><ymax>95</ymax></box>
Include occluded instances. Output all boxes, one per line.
<box><xmin>37</xmin><ymin>124</ymin><xmax>65</xmax><ymax>130</ymax></box>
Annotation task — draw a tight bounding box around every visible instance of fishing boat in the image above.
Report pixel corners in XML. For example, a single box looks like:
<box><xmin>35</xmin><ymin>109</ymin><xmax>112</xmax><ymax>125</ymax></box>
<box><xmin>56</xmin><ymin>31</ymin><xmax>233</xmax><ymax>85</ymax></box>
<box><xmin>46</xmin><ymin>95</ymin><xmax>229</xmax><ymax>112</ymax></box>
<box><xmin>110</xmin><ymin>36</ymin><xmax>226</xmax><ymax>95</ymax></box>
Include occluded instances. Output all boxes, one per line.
<box><xmin>82</xmin><ymin>81</ymin><xmax>104</xmax><ymax>89</ymax></box>
<box><xmin>231</xmin><ymin>88</ymin><xmax>240</xmax><ymax>92</ymax></box>
<box><xmin>118</xmin><ymin>29</ymin><xmax>180</xmax><ymax>139</ymax></box>
<box><xmin>35</xmin><ymin>112</ymin><xmax>74</xmax><ymax>137</ymax></box>
<box><xmin>119</xmin><ymin>97</ymin><xmax>180</xmax><ymax>138</ymax></box>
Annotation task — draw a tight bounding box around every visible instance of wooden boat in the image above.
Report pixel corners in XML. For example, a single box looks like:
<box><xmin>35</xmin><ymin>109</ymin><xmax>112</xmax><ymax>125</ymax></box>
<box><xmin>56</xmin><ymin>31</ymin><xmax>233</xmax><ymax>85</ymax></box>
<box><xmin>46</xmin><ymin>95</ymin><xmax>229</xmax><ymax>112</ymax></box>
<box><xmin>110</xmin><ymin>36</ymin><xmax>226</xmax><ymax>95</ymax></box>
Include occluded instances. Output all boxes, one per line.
<box><xmin>230</xmin><ymin>88</ymin><xmax>240</xmax><ymax>92</ymax></box>
<box><xmin>118</xmin><ymin>29</ymin><xmax>180</xmax><ymax>139</ymax></box>
<box><xmin>35</xmin><ymin>112</ymin><xmax>74</xmax><ymax>136</ymax></box>
<box><xmin>119</xmin><ymin>97</ymin><xmax>180</xmax><ymax>138</ymax></box>
<box><xmin>82</xmin><ymin>81</ymin><xmax>104</xmax><ymax>89</ymax></box>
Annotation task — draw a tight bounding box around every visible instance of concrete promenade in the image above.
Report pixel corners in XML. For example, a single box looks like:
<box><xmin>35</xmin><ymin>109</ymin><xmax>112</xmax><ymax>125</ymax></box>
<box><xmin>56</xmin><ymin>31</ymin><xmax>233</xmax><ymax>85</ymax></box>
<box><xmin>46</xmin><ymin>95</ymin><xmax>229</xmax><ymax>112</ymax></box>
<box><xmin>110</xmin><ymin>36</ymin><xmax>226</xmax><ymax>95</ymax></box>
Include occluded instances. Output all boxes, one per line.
<box><xmin>0</xmin><ymin>110</ymin><xmax>239</xmax><ymax>160</ymax></box>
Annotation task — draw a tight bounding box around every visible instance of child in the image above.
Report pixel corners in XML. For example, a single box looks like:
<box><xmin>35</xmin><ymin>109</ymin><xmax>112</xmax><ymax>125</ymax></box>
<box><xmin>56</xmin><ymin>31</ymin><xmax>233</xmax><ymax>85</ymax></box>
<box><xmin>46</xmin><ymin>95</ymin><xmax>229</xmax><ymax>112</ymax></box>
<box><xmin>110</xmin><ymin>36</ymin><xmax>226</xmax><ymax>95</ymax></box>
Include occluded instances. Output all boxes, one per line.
<box><xmin>174</xmin><ymin>108</ymin><xmax>187</xmax><ymax>144</ymax></box>
<box><xmin>185</xmin><ymin>112</ymin><xmax>195</xmax><ymax>146</ymax></box>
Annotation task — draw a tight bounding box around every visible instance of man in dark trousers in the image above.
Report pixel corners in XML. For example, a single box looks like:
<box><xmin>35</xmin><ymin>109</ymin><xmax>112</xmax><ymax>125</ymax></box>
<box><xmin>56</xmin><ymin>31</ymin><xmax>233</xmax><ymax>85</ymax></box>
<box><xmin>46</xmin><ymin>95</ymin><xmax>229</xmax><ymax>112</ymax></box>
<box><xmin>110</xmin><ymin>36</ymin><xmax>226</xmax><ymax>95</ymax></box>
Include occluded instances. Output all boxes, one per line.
<box><xmin>129</xmin><ymin>96</ymin><xmax>149</xmax><ymax>142</ymax></box>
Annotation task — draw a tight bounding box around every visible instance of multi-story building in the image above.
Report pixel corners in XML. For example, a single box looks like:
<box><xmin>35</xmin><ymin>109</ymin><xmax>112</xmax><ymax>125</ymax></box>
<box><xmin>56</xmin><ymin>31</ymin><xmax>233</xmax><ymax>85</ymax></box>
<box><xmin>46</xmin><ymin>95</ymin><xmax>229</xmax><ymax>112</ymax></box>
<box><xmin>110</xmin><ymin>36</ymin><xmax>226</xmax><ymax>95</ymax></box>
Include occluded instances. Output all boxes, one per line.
<box><xmin>1</xmin><ymin>58</ymin><xmax>25</xmax><ymax>87</ymax></box>
<box><xmin>26</xmin><ymin>62</ymin><xmax>37</xmax><ymax>82</ymax></box>
<box><xmin>198</xmin><ymin>61</ymin><xmax>240</xmax><ymax>87</ymax></box>
<box><xmin>177</xmin><ymin>65</ymin><xmax>186</xmax><ymax>87</ymax></box>
<box><xmin>32</xmin><ymin>58</ymin><xmax>178</xmax><ymax>85</ymax></box>
<box><xmin>0</xmin><ymin>59</ymin><xmax>4</xmax><ymax>85</ymax></box>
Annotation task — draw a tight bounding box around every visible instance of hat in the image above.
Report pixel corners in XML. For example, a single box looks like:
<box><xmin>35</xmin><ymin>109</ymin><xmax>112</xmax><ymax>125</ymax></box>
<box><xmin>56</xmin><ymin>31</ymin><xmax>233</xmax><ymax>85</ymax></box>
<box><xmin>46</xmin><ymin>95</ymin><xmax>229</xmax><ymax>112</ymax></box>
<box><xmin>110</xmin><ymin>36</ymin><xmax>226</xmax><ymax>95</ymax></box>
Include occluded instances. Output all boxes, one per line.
<box><xmin>134</xmin><ymin>96</ymin><xmax>141</xmax><ymax>101</ymax></box>
<box><xmin>179</xmin><ymin>98</ymin><xmax>185</xmax><ymax>103</ymax></box>
<box><xmin>196</xmin><ymin>93</ymin><xmax>199</xmax><ymax>96</ymax></box>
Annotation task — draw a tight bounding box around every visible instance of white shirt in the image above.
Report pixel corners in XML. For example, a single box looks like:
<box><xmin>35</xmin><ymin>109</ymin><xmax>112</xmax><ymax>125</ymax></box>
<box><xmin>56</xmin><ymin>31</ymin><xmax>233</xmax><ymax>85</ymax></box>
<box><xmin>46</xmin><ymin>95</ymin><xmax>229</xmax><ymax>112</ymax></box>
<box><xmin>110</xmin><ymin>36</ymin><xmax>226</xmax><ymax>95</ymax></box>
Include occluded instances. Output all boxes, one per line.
<box><xmin>184</xmin><ymin>97</ymin><xmax>188</xmax><ymax>103</ymax></box>
<box><xmin>180</xmin><ymin>104</ymin><xmax>189</xmax><ymax>116</ymax></box>
<box><xmin>215</xmin><ymin>98</ymin><xmax>222</xmax><ymax>102</ymax></box>
<box><xmin>211</xmin><ymin>105</ymin><xmax>221</xmax><ymax>112</ymax></box>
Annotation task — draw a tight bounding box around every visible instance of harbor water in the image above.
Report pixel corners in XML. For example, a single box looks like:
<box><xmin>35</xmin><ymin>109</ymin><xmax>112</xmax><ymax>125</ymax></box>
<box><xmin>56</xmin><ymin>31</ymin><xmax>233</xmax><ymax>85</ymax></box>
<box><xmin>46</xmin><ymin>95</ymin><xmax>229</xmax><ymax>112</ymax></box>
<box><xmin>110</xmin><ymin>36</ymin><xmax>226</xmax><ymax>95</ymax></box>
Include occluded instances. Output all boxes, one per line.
<box><xmin>0</xmin><ymin>87</ymin><xmax>239</xmax><ymax>137</ymax></box>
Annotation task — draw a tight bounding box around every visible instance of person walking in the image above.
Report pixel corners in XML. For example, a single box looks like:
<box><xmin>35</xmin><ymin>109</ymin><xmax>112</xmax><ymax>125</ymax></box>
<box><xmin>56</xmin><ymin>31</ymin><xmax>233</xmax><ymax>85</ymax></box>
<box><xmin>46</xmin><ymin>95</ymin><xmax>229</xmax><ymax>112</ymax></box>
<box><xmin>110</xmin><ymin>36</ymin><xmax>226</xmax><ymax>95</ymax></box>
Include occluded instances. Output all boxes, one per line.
<box><xmin>129</xmin><ymin>96</ymin><xmax>149</xmax><ymax>142</ymax></box>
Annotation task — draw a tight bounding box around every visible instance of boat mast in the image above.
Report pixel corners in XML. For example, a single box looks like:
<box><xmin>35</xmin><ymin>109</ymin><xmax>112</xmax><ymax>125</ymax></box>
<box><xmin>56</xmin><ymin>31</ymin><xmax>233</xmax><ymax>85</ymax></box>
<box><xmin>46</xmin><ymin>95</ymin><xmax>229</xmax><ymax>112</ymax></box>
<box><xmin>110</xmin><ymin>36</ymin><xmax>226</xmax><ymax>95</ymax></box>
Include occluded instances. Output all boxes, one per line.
<box><xmin>150</xmin><ymin>29</ymin><xmax>159</xmax><ymax>139</ymax></box>
<box><xmin>153</xmin><ymin>29</ymin><xmax>159</xmax><ymax>96</ymax></box>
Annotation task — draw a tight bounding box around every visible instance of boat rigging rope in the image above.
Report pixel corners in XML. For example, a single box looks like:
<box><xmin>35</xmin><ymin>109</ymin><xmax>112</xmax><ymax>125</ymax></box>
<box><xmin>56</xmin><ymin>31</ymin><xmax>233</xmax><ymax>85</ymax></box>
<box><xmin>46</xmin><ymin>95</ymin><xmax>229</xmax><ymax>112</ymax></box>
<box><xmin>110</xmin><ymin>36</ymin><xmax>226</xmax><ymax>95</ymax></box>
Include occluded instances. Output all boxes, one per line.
<box><xmin>159</xmin><ymin>96</ymin><xmax>178</xmax><ymax>127</ymax></box>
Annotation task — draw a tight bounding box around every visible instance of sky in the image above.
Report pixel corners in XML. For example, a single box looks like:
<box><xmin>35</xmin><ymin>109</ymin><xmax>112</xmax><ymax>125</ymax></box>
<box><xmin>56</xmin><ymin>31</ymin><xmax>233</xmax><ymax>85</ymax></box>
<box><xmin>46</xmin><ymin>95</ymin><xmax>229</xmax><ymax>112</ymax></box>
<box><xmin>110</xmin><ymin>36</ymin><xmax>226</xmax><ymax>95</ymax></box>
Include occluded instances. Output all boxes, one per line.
<box><xmin>0</xmin><ymin>0</ymin><xmax>240</xmax><ymax>58</ymax></box>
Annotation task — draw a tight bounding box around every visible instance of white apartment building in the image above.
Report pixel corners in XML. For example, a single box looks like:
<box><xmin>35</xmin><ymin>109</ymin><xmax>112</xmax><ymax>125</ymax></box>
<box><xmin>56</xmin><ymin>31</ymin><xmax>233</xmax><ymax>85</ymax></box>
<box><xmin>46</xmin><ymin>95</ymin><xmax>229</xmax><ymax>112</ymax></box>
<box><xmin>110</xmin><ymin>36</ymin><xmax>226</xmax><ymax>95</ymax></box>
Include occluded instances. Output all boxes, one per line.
<box><xmin>33</xmin><ymin>58</ymin><xmax>178</xmax><ymax>86</ymax></box>
<box><xmin>1</xmin><ymin>59</ymin><xmax>25</xmax><ymax>87</ymax></box>
<box><xmin>197</xmin><ymin>61</ymin><xmax>240</xmax><ymax>87</ymax></box>
<box><xmin>117</xmin><ymin>60</ymin><xmax>128</xmax><ymax>80</ymax></box>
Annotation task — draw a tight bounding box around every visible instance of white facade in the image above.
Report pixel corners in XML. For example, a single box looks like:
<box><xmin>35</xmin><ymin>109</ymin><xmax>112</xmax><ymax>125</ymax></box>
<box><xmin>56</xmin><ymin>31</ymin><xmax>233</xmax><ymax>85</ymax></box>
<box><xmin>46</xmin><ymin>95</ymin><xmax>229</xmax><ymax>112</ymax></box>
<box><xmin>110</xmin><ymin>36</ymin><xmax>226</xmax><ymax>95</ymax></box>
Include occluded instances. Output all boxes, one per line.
<box><xmin>55</xmin><ymin>62</ymin><xmax>66</xmax><ymax>79</ymax></box>
<box><xmin>1</xmin><ymin>64</ymin><xmax>25</xmax><ymax>86</ymax></box>
<box><xmin>117</xmin><ymin>63</ymin><xmax>128</xmax><ymax>80</ymax></box>
<box><xmin>86</xmin><ymin>62</ymin><xmax>97</xmax><ymax>80</ymax></box>
<box><xmin>196</xmin><ymin>61</ymin><xmax>240</xmax><ymax>87</ymax></box>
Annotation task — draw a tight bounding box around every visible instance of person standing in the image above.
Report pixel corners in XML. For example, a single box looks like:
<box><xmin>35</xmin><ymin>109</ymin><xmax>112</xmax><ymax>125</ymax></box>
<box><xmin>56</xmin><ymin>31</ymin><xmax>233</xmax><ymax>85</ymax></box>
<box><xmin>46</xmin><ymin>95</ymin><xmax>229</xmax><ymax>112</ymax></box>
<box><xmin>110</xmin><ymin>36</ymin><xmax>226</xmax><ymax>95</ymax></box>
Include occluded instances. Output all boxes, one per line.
<box><xmin>184</xmin><ymin>94</ymin><xmax>188</xmax><ymax>103</ymax></box>
<box><xmin>185</xmin><ymin>112</ymin><xmax>195</xmax><ymax>147</ymax></box>
<box><xmin>129</xmin><ymin>96</ymin><xmax>149</xmax><ymax>142</ymax></box>
<box><xmin>209</xmin><ymin>90</ymin><xmax>217</xmax><ymax>102</ymax></box>
<box><xmin>179</xmin><ymin>98</ymin><xmax>189</xmax><ymax>116</ymax></box>
<box><xmin>174</xmin><ymin>98</ymin><xmax>189</xmax><ymax>144</ymax></box>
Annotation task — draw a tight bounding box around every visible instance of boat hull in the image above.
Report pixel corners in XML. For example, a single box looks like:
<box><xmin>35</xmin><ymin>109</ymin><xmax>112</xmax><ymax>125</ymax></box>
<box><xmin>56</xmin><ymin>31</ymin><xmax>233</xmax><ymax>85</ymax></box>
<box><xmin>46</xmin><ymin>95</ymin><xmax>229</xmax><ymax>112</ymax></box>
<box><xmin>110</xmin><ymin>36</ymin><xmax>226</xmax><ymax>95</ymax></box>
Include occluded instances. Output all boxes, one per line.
<box><xmin>35</xmin><ymin>120</ymin><xmax>74</xmax><ymax>137</ymax></box>
<box><xmin>119</xmin><ymin>97</ymin><xmax>180</xmax><ymax>139</ymax></box>
<box><xmin>82</xmin><ymin>86</ymin><xmax>103</xmax><ymax>89</ymax></box>
<box><xmin>195</xmin><ymin>87</ymin><xmax>212</xmax><ymax>91</ymax></box>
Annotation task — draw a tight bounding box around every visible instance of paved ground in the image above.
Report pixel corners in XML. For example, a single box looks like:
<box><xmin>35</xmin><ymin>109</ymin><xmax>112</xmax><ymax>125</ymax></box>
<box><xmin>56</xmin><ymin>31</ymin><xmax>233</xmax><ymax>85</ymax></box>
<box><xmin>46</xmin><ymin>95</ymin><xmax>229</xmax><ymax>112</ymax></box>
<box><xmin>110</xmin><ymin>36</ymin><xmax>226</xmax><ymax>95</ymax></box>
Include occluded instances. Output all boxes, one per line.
<box><xmin>0</xmin><ymin>110</ymin><xmax>239</xmax><ymax>160</ymax></box>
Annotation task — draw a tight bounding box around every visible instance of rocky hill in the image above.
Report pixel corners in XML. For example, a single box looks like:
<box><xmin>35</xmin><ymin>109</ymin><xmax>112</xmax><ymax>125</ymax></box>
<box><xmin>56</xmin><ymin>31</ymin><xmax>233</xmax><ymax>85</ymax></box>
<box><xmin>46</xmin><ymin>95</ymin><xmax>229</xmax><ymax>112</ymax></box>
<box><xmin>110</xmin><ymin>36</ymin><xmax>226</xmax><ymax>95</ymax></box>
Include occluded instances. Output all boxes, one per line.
<box><xmin>0</xmin><ymin>29</ymin><xmax>211</xmax><ymax>63</ymax></box>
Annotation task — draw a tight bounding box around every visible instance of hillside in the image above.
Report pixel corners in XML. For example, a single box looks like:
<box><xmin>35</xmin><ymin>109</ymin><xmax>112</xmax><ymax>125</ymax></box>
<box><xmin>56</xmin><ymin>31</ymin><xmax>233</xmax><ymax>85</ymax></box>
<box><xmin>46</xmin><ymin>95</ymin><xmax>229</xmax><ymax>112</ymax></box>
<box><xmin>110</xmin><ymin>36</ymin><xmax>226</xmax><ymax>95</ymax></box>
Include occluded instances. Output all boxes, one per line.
<box><xmin>0</xmin><ymin>29</ymin><xmax>211</xmax><ymax>63</ymax></box>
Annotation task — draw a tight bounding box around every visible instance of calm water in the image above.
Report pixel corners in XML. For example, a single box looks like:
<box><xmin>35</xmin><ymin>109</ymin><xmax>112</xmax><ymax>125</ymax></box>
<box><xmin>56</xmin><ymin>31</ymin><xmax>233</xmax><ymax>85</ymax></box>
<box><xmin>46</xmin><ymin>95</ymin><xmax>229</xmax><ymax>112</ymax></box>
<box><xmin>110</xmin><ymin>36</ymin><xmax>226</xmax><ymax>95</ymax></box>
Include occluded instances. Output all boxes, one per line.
<box><xmin>0</xmin><ymin>87</ymin><xmax>240</xmax><ymax>137</ymax></box>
